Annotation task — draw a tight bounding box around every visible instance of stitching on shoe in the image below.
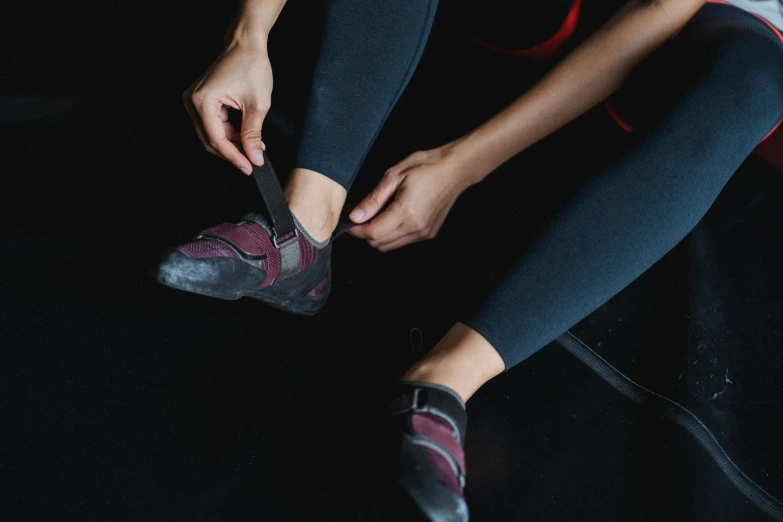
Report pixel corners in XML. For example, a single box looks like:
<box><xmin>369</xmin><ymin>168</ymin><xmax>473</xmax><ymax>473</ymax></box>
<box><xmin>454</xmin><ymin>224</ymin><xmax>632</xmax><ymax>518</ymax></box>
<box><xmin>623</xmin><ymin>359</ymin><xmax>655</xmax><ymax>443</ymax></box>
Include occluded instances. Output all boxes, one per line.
<box><xmin>199</xmin><ymin>234</ymin><xmax>268</xmax><ymax>263</ymax></box>
<box><xmin>404</xmin><ymin>432</ymin><xmax>465</xmax><ymax>488</ymax></box>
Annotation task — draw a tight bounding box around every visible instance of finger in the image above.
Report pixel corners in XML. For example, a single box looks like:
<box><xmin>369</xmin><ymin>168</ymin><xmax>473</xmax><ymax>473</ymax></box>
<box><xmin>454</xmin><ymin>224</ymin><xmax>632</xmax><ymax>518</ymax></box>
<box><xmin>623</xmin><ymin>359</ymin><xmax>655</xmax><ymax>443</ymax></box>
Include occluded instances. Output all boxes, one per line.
<box><xmin>241</xmin><ymin>101</ymin><xmax>269</xmax><ymax>166</ymax></box>
<box><xmin>349</xmin><ymin>173</ymin><xmax>401</xmax><ymax>223</ymax></box>
<box><xmin>183</xmin><ymin>83</ymin><xmax>225</xmax><ymax>157</ymax></box>
<box><xmin>346</xmin><ymin>223</ymin><xmax>369</xmax><ymax>238</ymax></box>
<box><xmin>184</xmin><ymin>97</ymin><xmax>220</xmax><ymax>155</ymax></box>
<box><xmin>377</xmin><ymin>232</ymin><xmax>423</xmax><ymax>252</ymax></box>
<box><xmin>223</xmin><ymin>121</ymin><xmax>241</xmax><ymax>143</ymax></box>
<box><xmin>377</xmin><ymin>200</ymin><xmax>448</xmax><ymax>252</ymax></box>
<box><xmin>347</xmin><ymin>202</ymin><xmax>403</xmax><ymax>240</ymax></box>
<box><xmin>389</xmin><ymin>150</ymin><xmax>426</xmax><ymax>174</ymax></box>
<box><xmin>364</xmin><ymin>204</ymin><xmax>409</xmax><ymax>246</ymax></box>
<box><xmin>377</xmin><ymin>213</ymin><xmax>444</xmax><ymax>251</ymax></box>
<box><xmin>199</xmin><ymin>98</ymin><xmax>253</xmax><ymax>175</ymax></box>
<box><xmin>219</xmin><ymin>107</ymin><xmax>246</xmax><ymax>146</ymax></box>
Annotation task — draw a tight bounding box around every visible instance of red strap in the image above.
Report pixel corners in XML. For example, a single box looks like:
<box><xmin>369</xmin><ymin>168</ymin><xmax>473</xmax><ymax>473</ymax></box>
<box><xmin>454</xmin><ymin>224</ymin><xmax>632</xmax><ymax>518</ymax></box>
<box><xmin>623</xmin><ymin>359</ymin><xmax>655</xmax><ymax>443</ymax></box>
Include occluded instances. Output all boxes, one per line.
<box><xmin>604</xmin><ymin>100</ymin><xmax>633</xmax><ymax>133</ymax></box>
<box><xmin>470</xmin><ymin>0</ymin><xmax>583</xmax><ymax>60</ymax></box>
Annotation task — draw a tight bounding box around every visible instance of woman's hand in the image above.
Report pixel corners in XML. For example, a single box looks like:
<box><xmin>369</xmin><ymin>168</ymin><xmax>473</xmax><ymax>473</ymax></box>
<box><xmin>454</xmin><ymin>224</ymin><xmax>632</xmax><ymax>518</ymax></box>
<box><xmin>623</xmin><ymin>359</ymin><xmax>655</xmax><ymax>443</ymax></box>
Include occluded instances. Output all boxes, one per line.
<box><xmin>347</xmin><ymin>143</ymin><xmax>479</xmax><ymax>252</ymax></box>
<box><xmin>182</xmin><ymin>41</ymin><xmax>273</xmax><ymax>175</ymax></box>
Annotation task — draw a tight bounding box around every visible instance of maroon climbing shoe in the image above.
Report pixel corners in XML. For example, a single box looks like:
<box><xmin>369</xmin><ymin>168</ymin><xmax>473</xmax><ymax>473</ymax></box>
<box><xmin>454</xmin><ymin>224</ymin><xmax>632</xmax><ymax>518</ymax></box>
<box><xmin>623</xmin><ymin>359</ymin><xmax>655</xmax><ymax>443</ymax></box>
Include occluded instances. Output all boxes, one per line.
<box><xmin>389</xmin><ymin>380</ymin><xmax>470</xmax><ymax>522</ymax></box>
<box><xmin>156</xmin><ymin>151</ymin><xmax>354</xmax><ymax>316</ymax></box>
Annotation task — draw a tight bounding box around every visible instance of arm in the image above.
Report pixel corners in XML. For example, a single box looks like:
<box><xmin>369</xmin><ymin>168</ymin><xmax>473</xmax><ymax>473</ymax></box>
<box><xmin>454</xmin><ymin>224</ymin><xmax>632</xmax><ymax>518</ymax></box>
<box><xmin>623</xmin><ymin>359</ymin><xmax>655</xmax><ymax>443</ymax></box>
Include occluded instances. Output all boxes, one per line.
<box><xmin>230</xmin><ymin>0</ymin><xmax>288</xmax><ymax>46</ymax></box>
<box><xmin>183</xmin><ymin>0</ymin><xmax>288</xmax><ymax>174</ymax></box>
<box><xmin>450</xmin><ymin>0</ymin><xmax>707</xmax><ymax>185</ymax></box>
<box><xmin>348</xmin><ymin>0</ymin><xmax>707</xmax><ymax>251</ymax></box>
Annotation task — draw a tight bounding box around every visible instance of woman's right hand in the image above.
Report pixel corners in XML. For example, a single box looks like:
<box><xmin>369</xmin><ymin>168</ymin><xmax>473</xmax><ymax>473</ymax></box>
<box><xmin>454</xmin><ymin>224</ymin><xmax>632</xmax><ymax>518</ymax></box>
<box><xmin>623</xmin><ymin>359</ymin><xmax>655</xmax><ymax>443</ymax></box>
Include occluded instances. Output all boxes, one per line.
<box><xmin>182</xmin><ymin>41</ymin><xmax>273</xmax><ymax>175</ymax></box>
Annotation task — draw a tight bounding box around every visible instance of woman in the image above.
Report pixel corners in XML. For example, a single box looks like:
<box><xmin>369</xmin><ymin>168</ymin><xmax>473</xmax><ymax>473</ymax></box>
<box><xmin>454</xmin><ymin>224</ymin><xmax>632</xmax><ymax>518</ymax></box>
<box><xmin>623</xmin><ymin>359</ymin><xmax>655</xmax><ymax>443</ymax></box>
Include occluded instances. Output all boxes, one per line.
<box><xmin>157</xmin><ymin>0</ymin><xmax>783</xmax><ymax>519</ymax></box>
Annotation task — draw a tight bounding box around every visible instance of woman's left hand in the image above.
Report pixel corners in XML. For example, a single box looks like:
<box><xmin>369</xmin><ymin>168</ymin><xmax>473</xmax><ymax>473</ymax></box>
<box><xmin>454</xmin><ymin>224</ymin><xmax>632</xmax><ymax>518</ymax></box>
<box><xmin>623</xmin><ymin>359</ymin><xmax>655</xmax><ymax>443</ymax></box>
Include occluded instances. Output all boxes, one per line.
<box><xmin>347</xmin><ymin>142</ymin><xmax>478</xmax><ymax>252</ymax></box>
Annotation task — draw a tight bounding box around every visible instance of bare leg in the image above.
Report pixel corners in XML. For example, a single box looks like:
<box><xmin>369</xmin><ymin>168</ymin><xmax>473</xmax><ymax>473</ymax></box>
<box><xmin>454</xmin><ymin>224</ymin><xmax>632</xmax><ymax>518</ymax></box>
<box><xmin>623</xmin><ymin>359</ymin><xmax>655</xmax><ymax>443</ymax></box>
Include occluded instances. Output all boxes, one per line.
<box><xmin>402</xmin><ymin>322</ymin><xmax>506</xmax><ymax>402</ymax></box>
<box><xmin>284</xmin><ymin>168</ymin><xmax>347</xmax><ymax>243</ymax></box>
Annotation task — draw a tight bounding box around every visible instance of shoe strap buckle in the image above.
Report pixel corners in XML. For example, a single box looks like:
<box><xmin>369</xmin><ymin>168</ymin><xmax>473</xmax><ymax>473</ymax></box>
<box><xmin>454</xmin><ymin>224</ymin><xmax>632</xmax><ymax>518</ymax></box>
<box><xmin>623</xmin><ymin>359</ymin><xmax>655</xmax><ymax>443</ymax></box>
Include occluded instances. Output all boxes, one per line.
<box><xmin>272</xmin><ymin>228</ymin><xmax>298</xmax><ymax>249</ymax></box>
<box><xmin>389</xmin><ymin>388</ymin><xmax>426</xmax><ymax>417</ymax></box>
<box><xmin>404</xmin><ymin>388</ymin><xmax>426</xmax><ymax>414</ymax></box>
<box><xmin>410</xmin><ymin>388</ymin><xmax>424</xmax><ymax>411</ymax></box>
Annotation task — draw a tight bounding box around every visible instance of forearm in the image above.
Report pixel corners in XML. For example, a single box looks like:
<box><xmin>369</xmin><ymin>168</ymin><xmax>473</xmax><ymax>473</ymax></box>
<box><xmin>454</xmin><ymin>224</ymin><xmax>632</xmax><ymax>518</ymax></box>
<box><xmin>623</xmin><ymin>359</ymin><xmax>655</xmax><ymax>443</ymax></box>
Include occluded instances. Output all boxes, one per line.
<box><xmin>229</xmin><ymin>0</ymin><xmax>289</xmax><ymax>47</ymax></box>
<box><xmin>451</xmin><ymin>0</ymin><xmax>706</xmax><ymax>185</ymax></box>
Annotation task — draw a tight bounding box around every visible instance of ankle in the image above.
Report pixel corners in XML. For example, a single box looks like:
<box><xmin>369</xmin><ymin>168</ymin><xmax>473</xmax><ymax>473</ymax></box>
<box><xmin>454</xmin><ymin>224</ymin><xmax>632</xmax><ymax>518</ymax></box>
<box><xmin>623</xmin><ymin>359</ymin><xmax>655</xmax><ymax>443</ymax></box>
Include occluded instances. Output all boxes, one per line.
<box><xmin>402</xmin><ymin>323</ymin><xmax>505</xmax><ymax>402</ymax></box>
<box><xmin>403</xmin><ymin>361</ymin><xmax>472</xmax><ymax>403</ymax></box>
<box><xmin>285</xmin><ymin>168</ymin><xmax>347</xmax><ymax>243</ymax></box>
<box><xmin>290</xmin><ymin>207</ymin><xmax>340</xmax><ymax>244</ymax></box>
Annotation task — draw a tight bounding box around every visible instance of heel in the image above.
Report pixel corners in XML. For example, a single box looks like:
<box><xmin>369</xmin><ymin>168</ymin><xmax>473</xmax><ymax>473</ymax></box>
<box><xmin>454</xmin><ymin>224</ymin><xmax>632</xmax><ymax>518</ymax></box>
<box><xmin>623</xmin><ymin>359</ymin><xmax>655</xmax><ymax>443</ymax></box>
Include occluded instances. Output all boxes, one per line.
<box><xmin>249</xmin><ymin>245</ymin><xmax>332</xmax><ymax>316</ymax></box>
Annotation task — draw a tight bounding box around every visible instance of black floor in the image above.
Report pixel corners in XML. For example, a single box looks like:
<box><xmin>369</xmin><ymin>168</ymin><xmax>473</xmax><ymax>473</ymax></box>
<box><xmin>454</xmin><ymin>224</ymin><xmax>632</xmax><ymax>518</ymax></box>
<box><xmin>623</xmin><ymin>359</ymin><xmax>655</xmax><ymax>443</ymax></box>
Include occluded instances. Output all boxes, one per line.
<box><xmin>3</xmin><ymin>2</ymin><xmax>783</xmax><ymax>520</ymax></box>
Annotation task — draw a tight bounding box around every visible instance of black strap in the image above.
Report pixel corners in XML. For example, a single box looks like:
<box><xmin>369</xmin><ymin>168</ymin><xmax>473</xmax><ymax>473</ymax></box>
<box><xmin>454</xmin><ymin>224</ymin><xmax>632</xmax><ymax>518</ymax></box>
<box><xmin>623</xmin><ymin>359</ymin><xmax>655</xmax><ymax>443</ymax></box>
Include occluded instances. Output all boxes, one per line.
<box><xmin>389</xmin><ymin>382</ymin><xmax>468</xmax><ymax>445</ymax></box>
<box><xmin>332</xmin><ymin>218</ymin><xmax>357</xmax><ymax>241</ymax></box>
<box><xmin>251</xmin><ymin>150</ymin><xmax>296</xmax><ymax>245</ymax></box>
<box><xmin>250</xmin><ymin>150</ymin><xmax>358</xmax><ymax>245</ymax></box>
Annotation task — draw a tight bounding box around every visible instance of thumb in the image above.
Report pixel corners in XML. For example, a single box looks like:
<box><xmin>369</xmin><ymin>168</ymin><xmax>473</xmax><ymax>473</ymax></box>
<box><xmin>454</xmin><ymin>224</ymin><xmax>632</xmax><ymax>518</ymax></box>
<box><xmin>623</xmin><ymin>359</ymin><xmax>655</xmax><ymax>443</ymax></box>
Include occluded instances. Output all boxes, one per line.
<box><xmin>241</xmin><ymin>103</ymin><xmax>268</xmax><ymax>166</ymax></box>
<box><xmin>350</xmin><ymin>174</ymin><xmax>400</xmax><ymax>223</ymax></box>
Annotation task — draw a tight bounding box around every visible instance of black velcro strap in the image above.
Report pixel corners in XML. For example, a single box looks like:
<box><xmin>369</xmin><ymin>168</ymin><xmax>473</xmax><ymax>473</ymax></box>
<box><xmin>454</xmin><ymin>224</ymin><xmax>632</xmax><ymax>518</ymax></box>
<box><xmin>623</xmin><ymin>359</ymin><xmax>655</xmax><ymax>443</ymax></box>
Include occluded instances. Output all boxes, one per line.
<box><xmin>331</xmin><ymin>218</ymin><xmax>357</xmax><ymax>241</ymax></box>
<box><xmin>389</xmin><ymin>383</ymin><xmax>468</xmax><ymax>445</ymax></box>
<box><xmin>251</xmin><ymin>150</ymin><xmax>296</xmax><ymax>245</ymax></box>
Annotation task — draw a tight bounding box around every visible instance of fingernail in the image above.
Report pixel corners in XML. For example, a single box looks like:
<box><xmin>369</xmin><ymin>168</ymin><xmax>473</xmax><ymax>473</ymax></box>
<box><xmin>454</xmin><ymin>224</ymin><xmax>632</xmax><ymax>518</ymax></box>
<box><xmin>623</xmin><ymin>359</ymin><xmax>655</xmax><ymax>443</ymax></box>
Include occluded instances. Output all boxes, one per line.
<box><xmin>252</xmin><ymin>151</ymin><xmax>264</xmax><ymax>165</ymax></box>
<box><xmin>261</xmin><ymin>141</ymin><xmax>266</xmax><ymax>151</ymax></box>
<box><xmin>350</xmin><ymin>209</ymin><xmax>365</xmax><ymax>222</ymax></box>
<box><xmin>241</xmin><ymin>166</ymin><xmax>252</xmax><ymax>175</ymax></box>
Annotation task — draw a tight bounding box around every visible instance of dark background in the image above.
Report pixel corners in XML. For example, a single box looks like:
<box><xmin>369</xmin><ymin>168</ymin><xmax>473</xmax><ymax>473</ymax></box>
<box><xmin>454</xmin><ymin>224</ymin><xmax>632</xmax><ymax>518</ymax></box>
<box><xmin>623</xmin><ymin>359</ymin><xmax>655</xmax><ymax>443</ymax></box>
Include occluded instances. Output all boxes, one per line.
<box><xmin>2</xmin><ymin>1</ymin><xmax>783</xmax><ymax>520</ymax></box>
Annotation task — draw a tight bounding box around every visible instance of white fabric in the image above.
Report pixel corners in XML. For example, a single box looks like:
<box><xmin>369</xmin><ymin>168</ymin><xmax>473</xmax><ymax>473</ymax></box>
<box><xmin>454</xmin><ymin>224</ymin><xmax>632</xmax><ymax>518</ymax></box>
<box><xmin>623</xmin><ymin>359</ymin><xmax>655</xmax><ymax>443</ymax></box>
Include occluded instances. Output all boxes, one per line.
<box><xmin>725</xmin><ymin>0</ymin><xmax>783</xmax><ymax>31</ymax></box>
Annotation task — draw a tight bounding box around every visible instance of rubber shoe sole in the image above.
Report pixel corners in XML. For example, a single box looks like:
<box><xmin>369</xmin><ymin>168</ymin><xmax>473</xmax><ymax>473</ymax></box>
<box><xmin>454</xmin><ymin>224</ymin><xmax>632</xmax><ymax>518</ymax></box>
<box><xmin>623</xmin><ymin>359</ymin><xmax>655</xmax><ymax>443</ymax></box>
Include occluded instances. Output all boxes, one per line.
<box><xmin>156</xmin><ymin>243</ymin><xmax>332</xmax><ymax>316</ymax></box>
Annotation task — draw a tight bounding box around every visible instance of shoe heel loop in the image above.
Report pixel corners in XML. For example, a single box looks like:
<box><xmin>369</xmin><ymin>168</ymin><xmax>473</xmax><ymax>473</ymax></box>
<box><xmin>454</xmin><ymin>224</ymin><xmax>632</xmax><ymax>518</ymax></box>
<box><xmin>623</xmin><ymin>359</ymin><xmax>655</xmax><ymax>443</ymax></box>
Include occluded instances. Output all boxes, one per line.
<box><xmin>389</xmin><ymin>384</ymin><xmax>468</xmax><ymax>445</ymax></box>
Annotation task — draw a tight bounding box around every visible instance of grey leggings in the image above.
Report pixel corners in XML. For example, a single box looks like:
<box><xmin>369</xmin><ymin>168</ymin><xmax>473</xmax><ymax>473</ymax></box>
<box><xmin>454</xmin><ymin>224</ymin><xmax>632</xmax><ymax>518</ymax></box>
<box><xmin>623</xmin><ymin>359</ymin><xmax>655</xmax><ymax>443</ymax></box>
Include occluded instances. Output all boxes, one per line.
<box><xmin>295</xmin><ymin>1</ymin><xmax>783</xmax><ymax>370</ymax></box>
